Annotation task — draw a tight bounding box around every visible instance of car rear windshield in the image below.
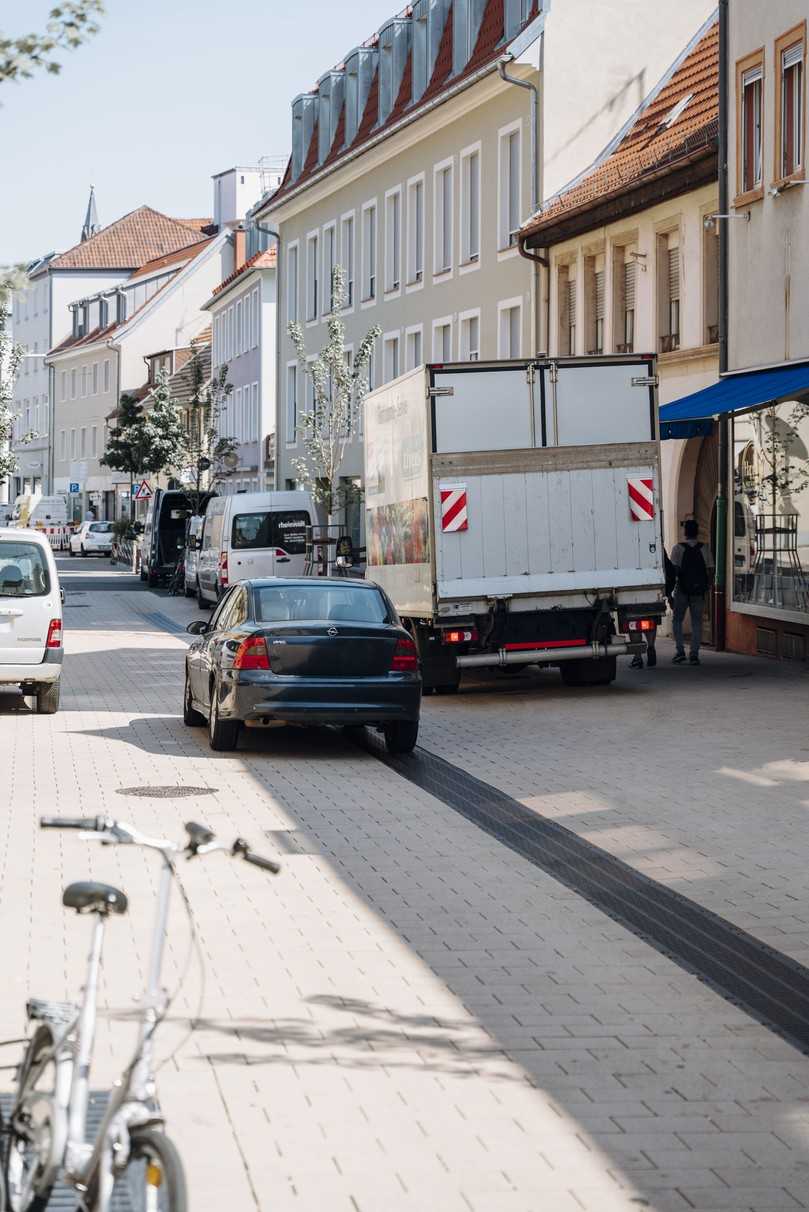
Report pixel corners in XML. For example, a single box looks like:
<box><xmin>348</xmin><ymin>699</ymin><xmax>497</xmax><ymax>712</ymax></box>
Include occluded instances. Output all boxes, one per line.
<box><xmin>0</xmin><ymin>541</ymin><xmax>51</xmax><ymax>597</ymax></box>
<box><xmin>89</xmin><ymin>522</ymin><xmax>112</xmax><ymax>533</ymax></box>
<box><xmin>254</xmin><ymin>584</ymin><xmax>389</xmax><ymax>624</ymax></box>
<box><xmin>232</xmin><ymin>510</ymin><xmax>310</xmax><ymax>554</ymax></box>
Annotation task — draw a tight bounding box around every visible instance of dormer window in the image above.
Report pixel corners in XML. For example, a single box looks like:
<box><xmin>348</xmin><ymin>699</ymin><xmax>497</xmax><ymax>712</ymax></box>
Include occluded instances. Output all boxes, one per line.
<box><xmin>99</xmin><ymin>298</ymin><xmax>108</xmax><ymax>328</ymax></box>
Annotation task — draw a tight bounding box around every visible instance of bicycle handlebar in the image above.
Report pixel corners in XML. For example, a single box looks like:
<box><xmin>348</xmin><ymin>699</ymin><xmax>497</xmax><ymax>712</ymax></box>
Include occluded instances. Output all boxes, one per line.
<box><xmin>40</xmin><ymin>816</ymin><xmax>103</xmax><ymax>831</ymax></box>
<box><xmin>232</xmin><ymin>838</ymin><xmax>281</xmax><ymax>875</ymax></box>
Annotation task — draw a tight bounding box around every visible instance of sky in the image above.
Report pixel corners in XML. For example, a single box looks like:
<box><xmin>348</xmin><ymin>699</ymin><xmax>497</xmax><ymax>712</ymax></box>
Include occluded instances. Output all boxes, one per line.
<box><xmin>0</xmin><ymin>0</ymin><xmax>398</xmax><ymax>265</ymax></box>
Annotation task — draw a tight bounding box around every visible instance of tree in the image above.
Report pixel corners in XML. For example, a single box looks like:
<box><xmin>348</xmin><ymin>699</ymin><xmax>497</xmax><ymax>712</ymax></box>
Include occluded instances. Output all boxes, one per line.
<box><xmin>288</xmin><ymin>264</ymin><xmax>380</xmax><ymax>542</ymax></box>
<box><xmin>167</xmin><ymin>352</ymin><xmax>236</xmax><ymax>513</ymax></box>
<box><xmin>141</xmin><ymin>368</ymin><xmax>185</xmax><ymax>474</ymax></box>
<box><xmin>0</xmin><ymin>299</ymin><xmax>24</xmax><ymax>486</ymax></box>
<box><xmin>1</xmin><ymin>3</ymin><xmax>103</xmax><ymax>88</ymax></box>
<box><xmin>99</xmin><ymin>393</ymin><xmax>151</xmax><ymax>510</ymax></box>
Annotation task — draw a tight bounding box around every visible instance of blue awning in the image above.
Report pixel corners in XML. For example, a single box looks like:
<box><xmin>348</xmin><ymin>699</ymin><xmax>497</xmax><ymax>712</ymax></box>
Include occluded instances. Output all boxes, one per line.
<box><xmin>659</xmin><ymin>362</ymin><xmax>809</xmax><ymax>424</ymax></box>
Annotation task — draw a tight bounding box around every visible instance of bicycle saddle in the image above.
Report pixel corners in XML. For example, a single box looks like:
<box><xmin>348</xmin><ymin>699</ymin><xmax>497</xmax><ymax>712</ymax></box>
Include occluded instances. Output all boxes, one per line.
<box><xmin>62</xmin><ymin>881</ymin><xmax>128</xmax><ymax>915</ymax></box>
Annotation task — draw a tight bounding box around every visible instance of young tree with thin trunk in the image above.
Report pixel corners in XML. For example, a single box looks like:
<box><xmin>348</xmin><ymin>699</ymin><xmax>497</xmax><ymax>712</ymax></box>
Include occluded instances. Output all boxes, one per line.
<box><xmin>167</xmin><ymin>355</ymin><xmax>236</xmax><ymax>514</ymax></box>
<box><xmin>288</xmin><ymin>265</ymin><xmax>380</xmax><ymax>548</ymax></box>
<box><xmin>99</xmin><ymin>393</ymin><xmax>151</xmax><ymax>510</ymax></box>
<box><xmin>0</xmin><ymin>299</ymin><xmax>24</xmax><ymax>489</ymax></box>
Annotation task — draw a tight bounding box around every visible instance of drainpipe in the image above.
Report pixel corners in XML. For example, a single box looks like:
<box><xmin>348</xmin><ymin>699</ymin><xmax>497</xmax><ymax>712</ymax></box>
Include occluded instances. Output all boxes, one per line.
<box><xmin>714</xmin><ymin>0</ymin><xmax>729</xmax><ymax>650</ymax></box>
<box><xmin>499</xmin><ymin>53</ymin><xmax>544</xmax><ymax>354</ymax></box>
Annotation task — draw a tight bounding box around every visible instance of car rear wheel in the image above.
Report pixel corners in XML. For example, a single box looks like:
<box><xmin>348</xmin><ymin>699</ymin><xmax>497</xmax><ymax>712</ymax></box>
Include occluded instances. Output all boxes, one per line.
<box><xmin>36</xmin><ymin>681</ymin><xmax>60</xmax><ymax>714</ymax></box>
<box><xmin>183</xmin><ymin>671</ymin><xmax>204</xmax><ymax>727</ymax></box>
<box><xmin>383</xmin><ymin>720</ymin><xmax>419</xmax><ymax>755</ymax></box>
<box><xmin>208</xmin><ymin>684</ymin><xmax>239</xmax><ymax>752</ymax></box>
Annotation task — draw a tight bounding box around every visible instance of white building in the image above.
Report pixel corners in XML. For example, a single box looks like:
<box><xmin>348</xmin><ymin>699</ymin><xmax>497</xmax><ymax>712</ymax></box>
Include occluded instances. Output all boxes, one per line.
<box><xmin>202</xmin><ymin>231</ymin><xmax>278</xmax><ymax>493</ymax></box>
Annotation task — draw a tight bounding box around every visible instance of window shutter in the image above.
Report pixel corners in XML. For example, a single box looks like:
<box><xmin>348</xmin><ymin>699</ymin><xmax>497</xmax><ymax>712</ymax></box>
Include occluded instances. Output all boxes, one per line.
<box><xmin>743</xmin><ymin>64</ymin><xmax>763</xmax><ymax>86</ymax></box>
<box><xmin>783</xmin><ymin>42</ymin><xmax>803</xmax><ymax>71</ymax></box>
<box><xmin>624</xmin><ymin>261</ymin><xmax>636</xmax><ymax>308</ymax></box>
<box><xmin>595</xmin><ymin>270</ymin><xmax>605</xmax><ymax>319</ymax></box>
<box><xmin>668</xmin><ymin>247</ymin><xmax>680</xmax><ymax>301</ymax></box>
<box><xmin>567</xmin><ymin>278</ymin><xmax>577</xmax><ymax>321</ymax></box>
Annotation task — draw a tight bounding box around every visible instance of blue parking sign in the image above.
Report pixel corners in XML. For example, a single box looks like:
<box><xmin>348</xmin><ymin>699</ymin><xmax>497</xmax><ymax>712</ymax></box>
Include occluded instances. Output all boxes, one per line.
<box><xmin>69</xmin><ymin>482</ymin><xmax>81</xmax><ymax>494</ymax></box>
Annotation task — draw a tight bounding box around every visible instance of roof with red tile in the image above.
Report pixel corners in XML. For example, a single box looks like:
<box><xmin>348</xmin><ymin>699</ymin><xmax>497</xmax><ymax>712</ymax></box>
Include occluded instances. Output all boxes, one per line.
<box><xmin>267</xmin><ymin>0</ymin><xmax>539</xmax><ymax>210</ymax></box>
<box><xmin>207</xmin><ymin>247</ymin><xmax>277</xmax><ymax>304</ymax></box>
<box><xmin>128</xmin><ymin>238</ymin><xmax>213</xmax><ymax>280</ymax></box>
<box><xmin>50</xmin><ymin>206</ymin><xmax>211</xmax><ymax>271</ymax></box>
<box><xmin>521</xmin><ymin>19</ymin><xmax>718</xmax><ymax>243</ymax></box>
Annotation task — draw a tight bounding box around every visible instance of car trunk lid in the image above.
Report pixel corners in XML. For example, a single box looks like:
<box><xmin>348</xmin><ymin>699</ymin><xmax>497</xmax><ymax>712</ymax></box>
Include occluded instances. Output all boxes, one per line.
<box><xmin>264</xmin><ymin>624</ymin><xmax>397</xmax><ymax>678</ymax></box>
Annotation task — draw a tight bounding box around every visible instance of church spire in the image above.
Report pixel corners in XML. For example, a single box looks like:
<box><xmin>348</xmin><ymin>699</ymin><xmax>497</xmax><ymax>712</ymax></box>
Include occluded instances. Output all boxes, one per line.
<box><xmin>81</xmin><ymin>185</ymin><xmax>100</xmax><ymax>242</ymax></box>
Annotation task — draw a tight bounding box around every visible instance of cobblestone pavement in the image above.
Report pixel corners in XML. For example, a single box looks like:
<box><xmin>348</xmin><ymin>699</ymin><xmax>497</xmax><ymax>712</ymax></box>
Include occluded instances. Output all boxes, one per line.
<box><xmin>1</xmin><ymin>557</ymin><xmax>809</xmax><ymax>1211</ymax></box>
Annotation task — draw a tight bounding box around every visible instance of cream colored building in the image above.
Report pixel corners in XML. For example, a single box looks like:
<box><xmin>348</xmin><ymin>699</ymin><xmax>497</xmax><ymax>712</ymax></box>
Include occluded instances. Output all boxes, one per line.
<box><xmin>258</xmin><ymin>0</ymin><xmax>716</xmax><ymax>521</ymax></box>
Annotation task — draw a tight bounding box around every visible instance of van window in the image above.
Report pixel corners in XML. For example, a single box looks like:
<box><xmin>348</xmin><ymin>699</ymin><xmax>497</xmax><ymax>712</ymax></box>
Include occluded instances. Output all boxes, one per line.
<box><xmin>203</xmin><ymin>510</ymin><xmax>224</xmax><ymax>551</ymax></box>
<box><xmin>231</xmin><ymin>509</ymin><xmax>310</xmax><ymax>554</ymax></box>
<box><xmin>232</xmin><ymin>512</ymin><xmax>272</xmax><ymax>549</ymax></box>
<box><xmin>0</xmin><ymin>541</ymin><xmax>51</xmax><ymax>597</ymax></box>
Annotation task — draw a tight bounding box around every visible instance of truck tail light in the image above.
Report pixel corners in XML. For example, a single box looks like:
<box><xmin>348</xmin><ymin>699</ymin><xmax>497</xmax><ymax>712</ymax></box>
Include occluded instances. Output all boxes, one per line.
<box><xmin>46</xmin><ymin>619</ymin><xmax>63</xmax><ymax>648</ymax></box>
<box><xmin>233</xmin><ymin>634</ymin><xmax>270</xmax><ymax>671</ymax></box>
<box><xmin>390</xmin><ymin>637</ymin><xmax>418</xmax><ymax>672</ymax></box>
<box><xmin>218</xmin><ymin>552</ymin><xmax>228</xmax><ymax>587</ymax></box>
<box><xmin>440</xmin><ymin>628</ymin><xmax>478</xmax><ymax>645</ymax></box>
<box><xmin>628</xmin><ymin>618</ymin><xmax>656</xmax><ymax>632</ymax></box>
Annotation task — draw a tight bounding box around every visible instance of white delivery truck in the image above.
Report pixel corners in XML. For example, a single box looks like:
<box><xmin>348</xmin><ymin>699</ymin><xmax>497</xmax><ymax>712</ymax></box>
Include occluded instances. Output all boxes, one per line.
<box><xmin>363</xmin><ymin>356</ymin><xmax>666</xmax><ymax>691</ymax></box>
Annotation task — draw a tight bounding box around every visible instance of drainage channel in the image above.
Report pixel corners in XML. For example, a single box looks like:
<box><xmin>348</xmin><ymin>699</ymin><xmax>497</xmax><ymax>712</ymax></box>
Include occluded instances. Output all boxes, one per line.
<box><xmin>363</xmin><ymin>735</ymin><xmax>809</xmax><ymax>1055</ymax></box>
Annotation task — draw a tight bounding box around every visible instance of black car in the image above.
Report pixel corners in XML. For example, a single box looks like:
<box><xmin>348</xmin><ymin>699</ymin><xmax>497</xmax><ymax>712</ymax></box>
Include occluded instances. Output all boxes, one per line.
<box><xmin>183</xmin><ymin>577</ymin><xmax>421</xmax><ymax>754</ymax></box>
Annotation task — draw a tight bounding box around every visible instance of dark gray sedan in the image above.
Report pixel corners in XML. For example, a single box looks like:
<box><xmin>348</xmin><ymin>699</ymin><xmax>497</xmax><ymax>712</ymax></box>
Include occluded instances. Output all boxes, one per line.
<box><xmin>183</xmin><ymin>577</ymin><xmax>421</xmax><ymax>753</ymax></box>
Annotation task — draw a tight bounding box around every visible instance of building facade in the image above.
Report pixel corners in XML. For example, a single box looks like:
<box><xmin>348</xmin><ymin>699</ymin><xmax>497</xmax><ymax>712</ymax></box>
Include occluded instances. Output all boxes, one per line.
<box><xmin>204</xmin><ymin>239</ymin><xmax>277</xmax><ymax>493</ymax></box>
<box><xmin>258</xmin><ymin>0</ymin><xmax>715</xmax><ymax>530</ymax></box>
<box><xmin>724</xmin><ymin>0</ymin><xmax>809</xmax><ymax>658</ymax></box>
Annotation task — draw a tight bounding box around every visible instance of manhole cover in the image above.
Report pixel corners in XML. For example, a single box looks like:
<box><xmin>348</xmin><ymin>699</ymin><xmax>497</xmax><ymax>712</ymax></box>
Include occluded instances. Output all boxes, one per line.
<box><xmin>117</xmin><ymin>785</ymin><xmax>216</xmax><ymax>799</ymax></box>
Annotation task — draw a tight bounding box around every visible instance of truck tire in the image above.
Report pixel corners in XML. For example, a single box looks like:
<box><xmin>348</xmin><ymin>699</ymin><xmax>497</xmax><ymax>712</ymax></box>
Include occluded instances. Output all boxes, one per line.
<box><xmin>560</xmin><ymin>656</ymin><xmax>617</xmax><ymax>687</ymax></box>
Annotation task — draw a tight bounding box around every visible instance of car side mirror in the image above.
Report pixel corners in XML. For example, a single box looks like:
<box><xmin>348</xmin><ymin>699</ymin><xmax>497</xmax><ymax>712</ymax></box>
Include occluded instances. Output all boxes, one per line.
<box><xmin>186</xmin><ymin>619</ymin><xmax>209</xmax><ymax>635</ymax></box>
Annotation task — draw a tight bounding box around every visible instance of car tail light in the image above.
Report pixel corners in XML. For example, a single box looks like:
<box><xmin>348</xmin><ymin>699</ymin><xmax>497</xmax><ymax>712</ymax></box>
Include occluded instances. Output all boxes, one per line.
<box><xmin>46</xmin><ymin>619</ymin><xmax>62</xmax><ymax>648</ymax></box>
<box><xmin>233</xmin><ymin>634</ymin><xmax>270</xmax><ymax>671</ymax></box>
<box><xmin>218</xmin><ymin>552</ymin><xmax>228</xmax><ymax>587</ymax></box>
<box><xmin>440</xmin><ymin>627</ymin><xmax>478</xmax><ymax>645</ymax></box>
<box><xmin>390</xmin><ymin>637</ymin><xmax>418</xmax><ymax>672</ymax></box>
<box><xmin>628</xmin><ymin>618</ymin><xmax>656</xmax><ymax>632</ymax></box>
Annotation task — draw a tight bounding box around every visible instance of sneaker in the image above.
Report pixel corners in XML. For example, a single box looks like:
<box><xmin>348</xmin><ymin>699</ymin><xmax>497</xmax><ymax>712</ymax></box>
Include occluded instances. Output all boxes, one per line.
<box><xmin>689</xmin><ymin>654</ymin><xmax>700</xmax><ymax>665</ymax></box>
<box><xmin>672</xmin><ymin>653</ymin><xmax>686</xmax><ymax>664</ymax></box>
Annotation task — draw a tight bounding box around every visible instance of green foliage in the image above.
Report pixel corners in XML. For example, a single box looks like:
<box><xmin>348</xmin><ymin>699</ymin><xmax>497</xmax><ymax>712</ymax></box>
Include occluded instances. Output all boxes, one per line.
<box><xmin>0</xmin><ymin>2</ymin><xmax>103</xmax><ymax>87</ymax></box>
<box><xmin>0</xmin><ymin>299</ymin><xmax>23</xmax><ymax>482</ymax></box>
<box><xmin>99</xmin><ymin>393</ymin><xmax>151</xmax><ymax>479</ymax></box>
<box><xmin>141</xmin><ymin>369</ymin><xmax>185</xmax><ymax>471</ymax></box>
<box><xmin>168</xmin><ymin>354</ymin><xmax>235</xmax><ymax>511</ymax></box>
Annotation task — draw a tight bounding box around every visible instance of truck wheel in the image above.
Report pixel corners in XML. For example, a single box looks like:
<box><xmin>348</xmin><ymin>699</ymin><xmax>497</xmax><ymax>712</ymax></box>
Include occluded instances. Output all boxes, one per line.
<box><xmin>560</xmin><ymin>656</ymin><xmax>617</xmax><ymax>687</ymax></box>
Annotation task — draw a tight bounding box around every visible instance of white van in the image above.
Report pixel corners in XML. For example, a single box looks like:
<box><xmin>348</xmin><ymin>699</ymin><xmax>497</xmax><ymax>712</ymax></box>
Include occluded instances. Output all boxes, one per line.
<box><xmin>11</xmin><ymin>493</ymin><xmax>68</xmax><ymax>529</ymax></box>
<box><xmin>0</xmin><ymin>527</ymin><xmax>63</xmax><ymax>712</ymax></box>
<box><xmin>196</xmin><ymin>490</ymin><xmax>314</xmax><ymax>607</ymax></box>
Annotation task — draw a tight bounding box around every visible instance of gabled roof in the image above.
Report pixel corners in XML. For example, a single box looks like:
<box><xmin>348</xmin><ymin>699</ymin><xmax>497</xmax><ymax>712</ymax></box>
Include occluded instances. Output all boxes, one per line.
<box><xmin>50</xmin><ymin>206</ymin><xmax>211</xmax><ymax>271</ymax></box>
<box><xmin>521</xmin><ymin>19</ymin><xmax>718</xmax><ymax>246</ymax></box>
<box><xmin>267</xmin><ymin>0</ymin><xmax>541</xmax><ymax>211</ymax></box>
<box><xmin>129</xmin><ymin>238</ymin><xmax>212</xmax><ymax>281</ymax></box>
<box><xmin>205</xmin><ymin>247</ymin><xmax>277</xmax><ymax>307</ymax></box>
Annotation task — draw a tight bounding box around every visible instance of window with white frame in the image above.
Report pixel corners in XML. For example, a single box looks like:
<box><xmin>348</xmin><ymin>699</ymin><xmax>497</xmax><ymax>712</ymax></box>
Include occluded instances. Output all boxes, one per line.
<box><xmin>460</xmin><ymin>144</ymin><xmax>481</xmax><ymax>264</ymax></box>
<box><xmin>244</xmin><ymin>294</ymin><xmax>252</xmax><ymax>354</ymax></box>
<box><xmin>406</xmin><ymin>176</ymin><xmax>424</xmax><ymax>285</ymax></box>
<box><xmin>253</xmin><ymin>286</ymin><xmax>260</xmax><ymax>347</ymax></box>
<box><xmin>739</xmin><ymin>54</ymin><xmax>764</xmax><ymax>194</ymax></box>
<box><xmin>340</xmin><ymin>213</ymin><xmax>354</xmax><ymax>306</ymax></box>
<box><xmin>657</xmin><ymin>231</ymin><xmax>681</xmax><ymax>352</ymax></box>
<box><xmin>91</xmin><ymin>426</ymin><xmax>97</xmax><ymax>457</ymax></box>
<box><xmin>498</xmin><ymin>122</ymin><xmax>521</xmax><ymax>249</ymax></box>
<box><xmin>323</xmin><ymin>222</ymin><xmax>337</xmax><ymax>313</ymax></box>
<box><xmin>434</xmin><ymin>160</ymin><xmax>453</xmax><ymax>274</ymax></box>
<box><xmin>405</xmin><ymin>325</ymin><xmax>423</xmax><ymax>370</ymax></box>
<box><xmin>59</xmin><ymin>430</ymin><xmax>66</xmax><ymax>459</ymax></box>
<box><xmin>103</xmin><ymin>359</ymin><xmax>110</xmax><ymax>393</ymax></box>
<box><xmin>251</xmin><ymin>382</ymin><xmax>259</xmax><ymax>441</ymax></box>
<box><xmin>778</xmin><ymin>30</ymin><xmax>805</xmax><ymax>180</ymax></box>
<box><xmin>236</xmin><ymin>300</ymin><xmax>243</xmax><ymax>356</ymax></box>
<box><xmin>70</xmin><ymin>429</ymin><xmax>76</xmax><ymax>457</ymax></box>
<box><xmin>286</xmin><ymin>363</ymin><xmax>297</xmax><ymax>443</ymax></box>
<box><xmin>557</xmin><ymin>263</ymin><xmax>577</xmax><ymax>356</ymax></box>
<box><xmin>459</xmin><ymin>310</ymin><xmax>480</xmax><ymax>361</ymax></box>
<box><xmin>91</xmin><ymin>363</ymin><xmax>98</xmax><ymax>394</ymax></box>
<box><xmin>80</xmin><ymin>366</ymin><xmax>87</xmax><ymax>397</ymax></box>
<box><xmin>287</xmin><ymin>242</ymin><xmax>299</xmax><ymax>324</ymax></box>
<box><xmin>361</xmin><ymin>201</ymin><xmax>377</xmax><ymax>301</ymax></box>
<box><xmin>384</xmin><ymin>188</ymin><xmax>402</xmax><ymax>294</ymax></box>
<box><xmin>306</xmin><ymin>231</ymin><xmax>319</xmax><ymax>320</ymax></box>
<box><xmin>383</xmin><ymin>333</ymin><xmax>400</xmax><ymax>382</ymax></box>
<box><xmin>584</xmin><ymin>253</ymin><xmax>605</xmax><ymax>355</ymax></box>
<box><xmin>61</xmin><ymin>371</ymin><xmax>67</xmax><ymax>401</ymax></box>
<box><xmin>612</xmin><ymin>246</ymin><xmax>637</xmax><ymax>353</ymax></box>
<box><xmin>432</xmin><ymin>318</ymin><xmax>453</xmax><ymax>361</ymax></box>
<box><xmin>498</xmin><ymin>300</ymin><xmax>522</xmax><ymax>359</ymax></box>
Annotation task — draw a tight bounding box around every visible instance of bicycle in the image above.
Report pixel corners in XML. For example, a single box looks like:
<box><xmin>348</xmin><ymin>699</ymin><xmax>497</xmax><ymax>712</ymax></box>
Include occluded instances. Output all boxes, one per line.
<box><xmin>168</xmin><ymin>558</ymin><xmax>185</xmax><ymax>597</ymax></box>
<box><xmin>2</xmin><ymin>815</ymin><xmax>280</xmax><ymax>1212</ymax></box>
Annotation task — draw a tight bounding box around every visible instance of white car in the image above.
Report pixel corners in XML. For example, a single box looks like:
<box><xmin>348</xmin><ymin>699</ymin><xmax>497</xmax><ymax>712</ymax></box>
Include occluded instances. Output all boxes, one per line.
<box><xmin>0</xmin><ymin>528</ymin><xmax>63</xmax><ymax>712</ymax></box>
<box><xmin>69</xmin><ymin>520</ymin><xmax>114</xmax><ymax>557</ymax></box>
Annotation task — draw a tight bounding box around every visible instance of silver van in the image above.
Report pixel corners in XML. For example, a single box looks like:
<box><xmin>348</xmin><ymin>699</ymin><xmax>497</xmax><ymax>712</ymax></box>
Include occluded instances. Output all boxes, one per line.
<box><xmin>196</xmin><ymin>491</ymin><xmax>314</xmax><ymax>607</ymax></box>
<box><xmin>0</xmin><ymin>527</ymin><xmax>63</xmax><ymax>712</ymax></box>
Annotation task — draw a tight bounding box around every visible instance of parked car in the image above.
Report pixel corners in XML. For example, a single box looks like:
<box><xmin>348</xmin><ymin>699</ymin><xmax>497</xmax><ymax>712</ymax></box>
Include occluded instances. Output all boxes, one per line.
<box><xmin>141</xmin><ymin>489</ymin><xmax>192</xmax><ymax>587</ymax></box>
<box><xmin>69</xmin><ymin>520</ymin><xmax>114</xmax><ymax>557</ymax></box>
<box><xmin>183</xmin><ymin>577</ymin><xmax>421</xmax><ymax>753</ymax></box>
<box><xmin>183</xmin><ymin>514</ymin><xmax>205</xmax><ymax>598</ymax></box>
<box><xmin>196</xmin><ymin>490</ymin><xmax>313</xmax><ymax>608</ymax></box>
<box><xmin>0</xmin><ymin>527</ymin><xmax>63</xmax><ymax>712</ymax></box>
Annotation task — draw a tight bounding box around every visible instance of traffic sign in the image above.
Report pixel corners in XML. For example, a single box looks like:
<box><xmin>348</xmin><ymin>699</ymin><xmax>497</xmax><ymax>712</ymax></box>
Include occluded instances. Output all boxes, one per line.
<box><xmin>134</xmin><ymin>480</ymin><xmax>152</xmax><ymax>501</ymax></box>
<box><xmin>69</xmin><ymin>482</ymin><xmax>81</xmax><ymax>494</ymax></box>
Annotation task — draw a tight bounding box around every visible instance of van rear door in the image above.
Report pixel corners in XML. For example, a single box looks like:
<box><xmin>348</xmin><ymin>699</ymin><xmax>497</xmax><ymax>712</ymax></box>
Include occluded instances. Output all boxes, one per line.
<box><xmin>271</xmin><ymin>510</ymin><xmax>310</xmax><ymax>577</ymax></box>
<box><xmin>229</xmin><ymin>508</ymin><xmax>311</xmax><ymax>582</ymax></box>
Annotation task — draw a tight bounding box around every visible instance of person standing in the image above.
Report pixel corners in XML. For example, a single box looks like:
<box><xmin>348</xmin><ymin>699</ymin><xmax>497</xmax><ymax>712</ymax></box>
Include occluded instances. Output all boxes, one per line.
<box><xmin>670</xmin><ymin>519</ymin><xmax>714</xmax><ymax>665</ymax></box>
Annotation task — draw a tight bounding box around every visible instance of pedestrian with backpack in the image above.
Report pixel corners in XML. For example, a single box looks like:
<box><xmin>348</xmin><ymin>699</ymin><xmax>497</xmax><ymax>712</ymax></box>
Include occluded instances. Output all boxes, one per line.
<box><xmin>670</xmin><ymin>519</ymin><xmax>714</xmax><ymax>665</ymax></box>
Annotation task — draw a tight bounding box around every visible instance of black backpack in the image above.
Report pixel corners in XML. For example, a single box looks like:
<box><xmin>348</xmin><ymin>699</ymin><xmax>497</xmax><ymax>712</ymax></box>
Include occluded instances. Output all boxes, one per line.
<box><xmin>678</xmin><ymin>543</ymin><xmax>709</xmax><ymax>596</ymax></box>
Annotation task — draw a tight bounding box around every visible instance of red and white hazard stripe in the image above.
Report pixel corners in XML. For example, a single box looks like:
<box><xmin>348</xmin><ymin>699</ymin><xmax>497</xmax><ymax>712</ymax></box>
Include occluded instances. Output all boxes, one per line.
<box><xmin>440</xmin><ymin>484</ymin><xmax>468</xmax><ymax>533</ymax></box>
<box><xmin>627</xmin><ymin>477</ymin><xmax>655</xmax><ymax>522</ymax></box>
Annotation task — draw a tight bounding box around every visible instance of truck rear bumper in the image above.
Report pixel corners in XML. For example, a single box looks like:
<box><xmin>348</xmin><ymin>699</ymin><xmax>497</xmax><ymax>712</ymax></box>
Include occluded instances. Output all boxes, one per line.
<box><xmin>456</xmin><ymin>640</ymin><xmax>644</xmax><ymax>670</ymax></box>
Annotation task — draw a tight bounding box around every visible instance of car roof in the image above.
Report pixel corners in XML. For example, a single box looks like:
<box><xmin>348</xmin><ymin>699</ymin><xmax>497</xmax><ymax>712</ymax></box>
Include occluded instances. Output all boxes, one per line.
<box><xmin>247</xmin><ymin>576</ymin><xmax>377</xmax><ymax>589</ymax></box>
<box><xmin>0</xmin><ymin>527</ymin><xmax>51</xmax><ymax>546</ymax></box>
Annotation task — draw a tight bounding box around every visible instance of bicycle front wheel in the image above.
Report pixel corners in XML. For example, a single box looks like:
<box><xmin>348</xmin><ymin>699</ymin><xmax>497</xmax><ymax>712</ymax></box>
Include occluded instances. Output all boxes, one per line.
<box><xmin>110</xmin><ymin>1129</ymin><xmax>187</xmax><ymax>1212</ymax></box>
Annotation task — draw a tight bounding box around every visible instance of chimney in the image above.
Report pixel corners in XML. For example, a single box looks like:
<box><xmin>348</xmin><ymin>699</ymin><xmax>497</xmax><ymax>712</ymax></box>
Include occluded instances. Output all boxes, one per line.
<box><xmin>234</xmin><ymin>226</ymin><xmax>247</xmax><ymax>271</ymax></box>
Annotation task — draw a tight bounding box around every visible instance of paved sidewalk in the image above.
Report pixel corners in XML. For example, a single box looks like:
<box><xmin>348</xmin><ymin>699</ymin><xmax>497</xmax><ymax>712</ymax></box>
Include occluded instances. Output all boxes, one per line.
<box><xmin>2</xmin><ymin>561</ymin><xmax>809</xmax><ymax>1211</ymax></box>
